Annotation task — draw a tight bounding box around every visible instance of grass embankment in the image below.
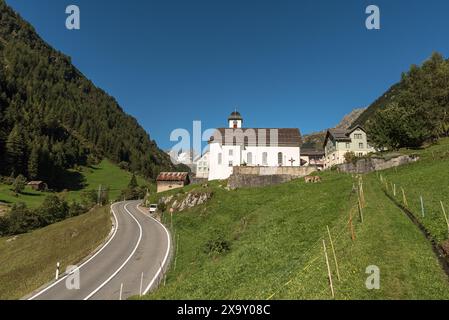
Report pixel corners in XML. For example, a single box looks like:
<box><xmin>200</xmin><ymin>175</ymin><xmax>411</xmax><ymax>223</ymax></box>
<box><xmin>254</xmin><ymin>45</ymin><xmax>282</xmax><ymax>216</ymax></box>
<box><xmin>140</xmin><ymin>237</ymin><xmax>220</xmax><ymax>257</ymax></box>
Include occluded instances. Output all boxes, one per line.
<box><xmin>378</xmin><ymin>137</ymin><xmax>449</xmax><ymax>243</ymax></box>
<box><xmin>0</xmin><ymin>160</ymin><xmax>149</xmax><ymax>208</ymax></box>
<box><xmin>144</xmin><ymin>167</ymin><xmax>449</xmax><ymax>299</ymax></box>
<box><xmin>0</xmin><ymin>205</ymin><xmax>112</xmax><ymax>300</ymax></box>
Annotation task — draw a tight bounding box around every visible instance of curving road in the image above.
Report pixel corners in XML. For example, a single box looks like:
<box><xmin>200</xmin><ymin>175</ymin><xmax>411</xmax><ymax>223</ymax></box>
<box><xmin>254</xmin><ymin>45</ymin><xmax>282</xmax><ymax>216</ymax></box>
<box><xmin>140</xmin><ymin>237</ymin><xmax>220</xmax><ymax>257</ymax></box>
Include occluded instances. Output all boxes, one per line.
<box><xmin>27</xmin><ymin>201</ymin><xmax>171</xmax><ymax>300</ymax></box>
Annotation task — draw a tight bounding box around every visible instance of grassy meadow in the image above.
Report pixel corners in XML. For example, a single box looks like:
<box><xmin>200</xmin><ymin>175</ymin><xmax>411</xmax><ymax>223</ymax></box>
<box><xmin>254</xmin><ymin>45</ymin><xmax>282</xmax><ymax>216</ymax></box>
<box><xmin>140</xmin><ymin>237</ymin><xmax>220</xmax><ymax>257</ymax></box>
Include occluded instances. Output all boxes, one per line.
<box><xmin>143</xmin><ymin>163</ymin><xmax>449</xmax><ymax>299</ymax></box>
<box><xmin>0</xmin><ymin>160</ymin><xmax>150</xmax><ymax>208</ymax></box>
<box><xmin>0</xmin><ymin>205</ymin><xmax>112</xmax><ymax>300</ymax></box>
<box><xmin>377</xmin><ymin>138</ymin><xmax>449</xmax><ymax>243</ymax></box>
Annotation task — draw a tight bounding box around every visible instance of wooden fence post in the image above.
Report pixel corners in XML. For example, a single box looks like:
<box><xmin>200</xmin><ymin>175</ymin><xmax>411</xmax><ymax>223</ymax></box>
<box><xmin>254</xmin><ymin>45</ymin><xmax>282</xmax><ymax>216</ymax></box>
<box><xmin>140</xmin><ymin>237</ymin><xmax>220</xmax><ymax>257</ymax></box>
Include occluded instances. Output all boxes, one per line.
<box><xmin>401</xmin><ymin>188</ymin><xmax>408</xmax><ymax>207</ymax></box>
<box><xmin>322</xmin><ymin>240</ymin><xmax>335</xmax><ymax>298</ymax></box>
<box><xmin>358</xmin><ymin>198</ymin><xmax>364</xmax><ymax>223</ymax></box>
<box><xmin>326</xmin><ymin>226</ymin><xmax>341</xmax><ymax>281</ymax></box>
<box><xmin>420</xmin><ymin>196</ymin><xmax>425</xmax><ymax>218</ymax></box>
<box><xmin>349</xmin><ymin>209</ymin><xmax>355</xmax><ymax>241</ymax></box>
<box><xmin>441</xmin><ymin>201</ymin><xmax>449</xmax><ymax>236</ymax></box>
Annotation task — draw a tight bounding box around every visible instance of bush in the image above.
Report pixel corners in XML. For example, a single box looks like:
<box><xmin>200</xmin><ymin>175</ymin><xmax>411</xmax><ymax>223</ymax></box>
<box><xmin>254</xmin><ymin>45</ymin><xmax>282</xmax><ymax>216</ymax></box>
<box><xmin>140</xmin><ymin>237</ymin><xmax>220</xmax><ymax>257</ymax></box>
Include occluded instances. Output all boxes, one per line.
<box><xmin>37</xmin><ymin>195</ymin><xmax>70</xmax><ymax>225</ymax></box>
<box><xmin>344</xmin><ymin>152</ymin><xmax>358</xmax><ymax>165</ymax></box>
<box><xmin>7</xmin><ymin>203</ymin><xmax>40</xmax><ymax>234</ymax></box>
<box><xmin>0</xmin><ymin>215</ymin><xmax>9</xmax><ymax>236</ymax></box>
<box><xmin>69</xmin><ymin>202</ymin><xmax>85</xmax><ymax>217</ymax></box>
<box><xmin>204</xmin><ymin>234</ymin><xmax>231</xmax><ymax>256</ymax></box>
<box><xmin>12</xmin><ymin>175</ymin><xmax>27</xmax><ymax>194</ymax></box>
<box><xmin>81</xmin><ymin>189</ymin><xmax>97</xmax><ymax>207</ymax></box>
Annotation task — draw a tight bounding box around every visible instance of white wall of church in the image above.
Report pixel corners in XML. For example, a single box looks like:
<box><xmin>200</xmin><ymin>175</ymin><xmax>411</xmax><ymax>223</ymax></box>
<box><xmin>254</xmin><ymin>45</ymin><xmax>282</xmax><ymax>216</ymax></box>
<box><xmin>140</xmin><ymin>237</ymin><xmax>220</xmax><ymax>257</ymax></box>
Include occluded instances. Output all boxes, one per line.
<box><xmin>208</xmin><ymin>143</ymin><xmax>301</xmax><ymax>180</ymax></box>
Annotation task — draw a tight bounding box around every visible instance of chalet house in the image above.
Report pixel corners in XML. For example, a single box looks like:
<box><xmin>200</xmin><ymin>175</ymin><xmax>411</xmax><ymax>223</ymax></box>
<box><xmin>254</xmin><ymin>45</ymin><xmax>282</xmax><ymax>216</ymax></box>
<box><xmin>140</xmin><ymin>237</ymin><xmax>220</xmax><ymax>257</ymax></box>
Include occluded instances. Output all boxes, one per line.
<box><xmin>300</xmin><ymin>147</ymin><xmax>325</xmax><ymax>170</ymax></box>
<box><xmin>156</xmin><ymin>172</ymin><xmax>190</xmax><ymax>193</ymax></box>
<box><xmin>323</xmin><ymin>125</ymin><xmax>375</xmax><ymax>169</ymax></box>
<box><xmin>27</xmin><ymin>181</ymin><xmax>47</xmax><ymax>191</ymax></box>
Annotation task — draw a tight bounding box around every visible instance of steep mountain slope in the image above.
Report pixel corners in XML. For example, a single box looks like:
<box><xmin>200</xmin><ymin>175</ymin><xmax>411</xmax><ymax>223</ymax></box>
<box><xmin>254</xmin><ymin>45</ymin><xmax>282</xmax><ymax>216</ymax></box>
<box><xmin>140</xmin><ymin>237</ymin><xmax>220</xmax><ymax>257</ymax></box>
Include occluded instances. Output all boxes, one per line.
<box><xmin>0</xmin><ymin>1</ymin><xmax>176</xmax><ymax>187</ymax></box>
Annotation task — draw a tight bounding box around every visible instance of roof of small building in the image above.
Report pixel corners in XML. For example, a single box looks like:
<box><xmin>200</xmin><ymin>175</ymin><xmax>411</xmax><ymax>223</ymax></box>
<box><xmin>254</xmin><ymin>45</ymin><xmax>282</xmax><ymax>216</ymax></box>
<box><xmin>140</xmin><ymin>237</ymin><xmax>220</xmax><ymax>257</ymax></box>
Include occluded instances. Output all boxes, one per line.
<box><xmin>301</xmin><ymin>148</ymin><xmax>325</xmax><ymax>156</ymax></box>
<box><xmin>209</xmin><ymin>128</ymin><xmax>303</xmax><ymax>147</ymax></box>
<box><xmin>27</xmin><ymin>181</ymin><xmax>44</xmax><ymax>185</ymax></box>
<box><xmin>156</xmin><ymin>172</ymin><xmax>189</xmax><ymax>182</ymax></box>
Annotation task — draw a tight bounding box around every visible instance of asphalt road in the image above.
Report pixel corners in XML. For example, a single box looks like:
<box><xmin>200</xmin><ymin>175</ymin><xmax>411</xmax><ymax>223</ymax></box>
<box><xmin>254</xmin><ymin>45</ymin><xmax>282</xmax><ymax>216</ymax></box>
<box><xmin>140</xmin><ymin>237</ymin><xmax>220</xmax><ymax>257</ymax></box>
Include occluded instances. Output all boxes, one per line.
<box><xmin>28</xmin><ymin>200</ymin><xmax>171</xmax><ymax>300</ymax></box>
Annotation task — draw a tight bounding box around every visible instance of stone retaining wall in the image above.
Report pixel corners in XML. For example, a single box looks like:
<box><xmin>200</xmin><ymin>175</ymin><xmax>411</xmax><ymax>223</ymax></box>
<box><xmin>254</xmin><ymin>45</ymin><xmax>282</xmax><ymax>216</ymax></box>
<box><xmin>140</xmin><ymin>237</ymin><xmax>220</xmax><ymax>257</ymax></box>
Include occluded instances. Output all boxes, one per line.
<box><xmin>232</xmin><ymin>166</ymin><xmax>317</xmax><ymax>177</ymax></box>
<box><xmin>336</xmin><ymin>155</ymin><xmax>419</xmax><ymax>174</ymax></box>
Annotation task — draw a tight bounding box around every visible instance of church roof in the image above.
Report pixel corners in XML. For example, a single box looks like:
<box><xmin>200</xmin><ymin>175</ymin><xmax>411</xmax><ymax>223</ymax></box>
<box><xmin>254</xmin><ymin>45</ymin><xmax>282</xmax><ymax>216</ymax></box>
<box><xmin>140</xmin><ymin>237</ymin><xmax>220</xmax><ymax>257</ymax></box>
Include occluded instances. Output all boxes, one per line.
<box><xmin>209</xmin><ymin>128</ymin><xmax>302</xmax><ymax>147</ymax></box>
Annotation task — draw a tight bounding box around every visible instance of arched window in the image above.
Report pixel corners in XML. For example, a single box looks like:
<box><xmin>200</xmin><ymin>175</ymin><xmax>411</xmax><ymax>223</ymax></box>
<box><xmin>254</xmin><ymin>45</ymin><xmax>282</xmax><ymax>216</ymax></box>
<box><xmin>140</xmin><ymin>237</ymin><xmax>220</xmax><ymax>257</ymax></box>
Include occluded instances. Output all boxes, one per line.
<box><xmin>247</xmin><ymin>152</ymin><xmax>253</xmax><ymax>165</ymax></box>
<box><xmin>218</xmin><ymin>153</ymin><xmax>222</xmax><ymax>165</ymax></box>
<box><xmin>262</xmin><ymin>152</ymin><xmax>268</xmax><ymax>165</ymax></box>
<box><xmin>278</xmin><ymin>152</ymin><xmax>283</xmax><ymax>166</ymax></box>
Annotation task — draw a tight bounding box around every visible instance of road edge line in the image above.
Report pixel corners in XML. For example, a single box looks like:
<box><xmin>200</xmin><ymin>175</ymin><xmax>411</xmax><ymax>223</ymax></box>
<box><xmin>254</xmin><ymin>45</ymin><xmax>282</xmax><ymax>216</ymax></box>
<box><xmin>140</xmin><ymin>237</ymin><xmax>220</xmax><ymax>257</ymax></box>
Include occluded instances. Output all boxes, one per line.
<box><xmin>136</xmin><ymin>203</ymin><xmax>172</xmax><ymax>295</ymax></box>
<box><xmin>83</xmin><ymin>202</ymin><xmax>143</xmax><ymax>300</ymax></box>
<box><xmin>26</xmin><ymin>203</ymin><xmax>120</xmax><ymax>300</ymax></box>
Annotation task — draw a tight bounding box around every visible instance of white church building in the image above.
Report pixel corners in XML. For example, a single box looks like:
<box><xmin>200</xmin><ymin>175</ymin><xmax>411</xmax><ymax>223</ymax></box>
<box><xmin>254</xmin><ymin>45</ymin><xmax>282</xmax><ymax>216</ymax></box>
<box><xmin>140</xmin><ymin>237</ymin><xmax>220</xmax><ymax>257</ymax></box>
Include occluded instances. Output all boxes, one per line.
<box><xmin>207</xmin><ymin>111</ymin><xmax>302</xmax><ymax>180</ymax></box>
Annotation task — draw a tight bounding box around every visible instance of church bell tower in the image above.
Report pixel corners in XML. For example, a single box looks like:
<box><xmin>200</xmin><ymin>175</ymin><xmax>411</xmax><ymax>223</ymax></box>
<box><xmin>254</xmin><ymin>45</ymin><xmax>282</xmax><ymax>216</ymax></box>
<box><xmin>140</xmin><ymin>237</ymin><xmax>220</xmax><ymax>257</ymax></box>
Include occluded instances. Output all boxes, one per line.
<box><xmin>228</xmin><ymin>110</ymin><xmax>243</xmax><ymax>129</ymax></box>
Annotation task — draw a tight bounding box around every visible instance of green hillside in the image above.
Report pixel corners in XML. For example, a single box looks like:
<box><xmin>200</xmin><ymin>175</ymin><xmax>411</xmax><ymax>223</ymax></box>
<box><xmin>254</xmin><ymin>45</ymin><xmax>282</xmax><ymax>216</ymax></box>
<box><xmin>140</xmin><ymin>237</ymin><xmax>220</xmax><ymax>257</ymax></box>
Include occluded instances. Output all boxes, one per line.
<box><xmin>0</xmin><ymin>160</ymin><xmax>150</xmax><ymax>208</ymax></box>
<box><xmin>142</xmin><ymin>147</ymin><xmax>449</xmax><ymax>299</ymax></box>
<box><xmin>353</xmin><ymin>53</ymin><xmax>449</xmax><ymax>150</ymax></box>
<box><xmin>0</xmin><ymin>1</ymin><xmax>177</xmax><ymax>188</ymax></box>
<box><xmin>376</xmin><ymin>137</ymin><xmax>449</xmax><ymax>244</ymax></box>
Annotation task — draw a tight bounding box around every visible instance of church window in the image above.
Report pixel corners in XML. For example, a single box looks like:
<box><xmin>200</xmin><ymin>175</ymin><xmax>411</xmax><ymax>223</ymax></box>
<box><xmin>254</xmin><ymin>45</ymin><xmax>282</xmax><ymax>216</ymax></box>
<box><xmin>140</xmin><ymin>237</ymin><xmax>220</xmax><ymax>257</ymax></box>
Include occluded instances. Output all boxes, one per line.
<box><xmin>262</xmin><ymin>152</ymin><xmax>268</xmax><ymax>165</ymax></box>
<box><xmin>229</xmin><ymin>161</ymin><xmax>233</xmax><ymax>167</ymax></box>
<box><xmin>247</xmin><ymin>152</ymin><xmax>253</xmax><ymax>165</ymax></box>
<box><xmin>218</xmin><ymin>153</ymin><xmax>222</xmax><ymax>165</ymax></box>
<box><xmin>278</xmin><ymin>152</ymin><xmax>283</xmax><ymax>166</ymax></box>
<box><xmin>229</xmin><ymin>149</ymin><xmax>233</xmax><ymax>157</ymax></box>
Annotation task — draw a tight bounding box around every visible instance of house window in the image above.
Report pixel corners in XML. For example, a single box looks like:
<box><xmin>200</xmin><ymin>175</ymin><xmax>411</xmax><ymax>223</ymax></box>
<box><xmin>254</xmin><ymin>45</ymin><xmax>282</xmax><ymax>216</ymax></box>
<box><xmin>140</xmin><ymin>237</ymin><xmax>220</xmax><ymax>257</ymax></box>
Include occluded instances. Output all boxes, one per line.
<box><xmin>346</xmin><ymin>142</ymin><xmax>350</xmax><ymax>149</ymax></box>
<box><xmin>262</xmin><ymin>152</ymin><xmax>268</xmax><ymax>165</ymax></box>
<box><xmin>229</xmin><ymin>161</ymin><xmax>233</xmax><ymax>167</ymax></box>
<box><xmin>218</xmin><ymin>153</ymin><xmax>222</xmax><ymax>165</ymax></box>
<box><xmin>359</xmin><ymin>143</ymin><xmax>364</xmax><ymax>149</ymax></box>
<box><xmin>247</xmin><ymin>152</ymin><xmax>253</xmax><ymax>165</ymax></box>
<box><xmin>354</xmin><ymin>133</ymin><xmax>362</xmax><ymax>139</ymax></box>
<box><xmin>278</xmin><ymin>152</ymin><xmax>283</xmax><ymax>166</ymax></box>
<box><xmin>229</xmin><ymin>149</ymin><xmax>233</xmax><ymax>156</ymax></box>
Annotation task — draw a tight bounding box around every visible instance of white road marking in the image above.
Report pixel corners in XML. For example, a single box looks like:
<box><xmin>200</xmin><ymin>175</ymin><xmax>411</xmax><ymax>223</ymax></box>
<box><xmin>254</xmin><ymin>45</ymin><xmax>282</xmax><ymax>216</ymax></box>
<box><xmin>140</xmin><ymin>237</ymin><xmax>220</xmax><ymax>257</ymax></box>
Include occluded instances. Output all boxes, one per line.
<box><xmin>83</xmin><ymin>202</ymin><xmax>143</xmax><ymax>300</ymax></box>
<box><xmin>28</xmin><ymin>203</ymin><xmax>120</xmax><ymax>300</ymax></box>
<box><xmin>136</xmin><ymin>205</ymin><xmax>172</xmax><ymax>295</ymax></box>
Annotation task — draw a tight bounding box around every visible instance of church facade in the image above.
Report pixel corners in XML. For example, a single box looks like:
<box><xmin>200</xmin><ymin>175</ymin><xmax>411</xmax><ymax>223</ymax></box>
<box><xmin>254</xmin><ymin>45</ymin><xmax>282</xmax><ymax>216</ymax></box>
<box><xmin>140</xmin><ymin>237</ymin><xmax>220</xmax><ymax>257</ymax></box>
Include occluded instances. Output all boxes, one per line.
<box><xmin>207</xmin><ymin>111</ymin><xmax>302</xmax><ymax>181</ymax></box>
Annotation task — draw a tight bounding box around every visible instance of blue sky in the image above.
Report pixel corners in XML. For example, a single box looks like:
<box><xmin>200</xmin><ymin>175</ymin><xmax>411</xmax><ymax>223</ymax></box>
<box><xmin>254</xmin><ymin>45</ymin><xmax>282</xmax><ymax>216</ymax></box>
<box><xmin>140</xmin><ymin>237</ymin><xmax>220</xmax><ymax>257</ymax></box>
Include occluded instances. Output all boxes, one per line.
<box><xmin>6</xmin><ymin>0</ymin><xmax>449</xmax><ymax>150</ymax></box>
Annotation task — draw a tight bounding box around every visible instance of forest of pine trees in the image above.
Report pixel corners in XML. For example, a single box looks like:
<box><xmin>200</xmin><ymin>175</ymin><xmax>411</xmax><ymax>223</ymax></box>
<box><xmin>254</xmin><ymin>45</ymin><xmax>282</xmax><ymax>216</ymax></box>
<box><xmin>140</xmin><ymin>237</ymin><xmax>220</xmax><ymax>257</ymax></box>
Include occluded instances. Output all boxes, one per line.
<box><xmin>0</xmin><ymin>1</ymin><xmax>178</xmax><ymax>188</ymax></box>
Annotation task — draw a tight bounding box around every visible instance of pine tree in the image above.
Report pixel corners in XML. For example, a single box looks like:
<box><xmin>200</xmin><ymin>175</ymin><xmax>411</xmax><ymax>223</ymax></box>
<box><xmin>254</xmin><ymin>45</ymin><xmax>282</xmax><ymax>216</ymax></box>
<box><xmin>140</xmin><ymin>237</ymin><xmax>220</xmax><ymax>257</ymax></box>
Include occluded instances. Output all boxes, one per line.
<box><xmin>6</xmin><ymin>125</ymin><xmax>26</xmax><ymax>176</ymax></box>
<box><xmin>128</xmin><ymin>173</ymin><xmax>138</xmax><ymax>189</ymax></box>
<box><xmin>28</xmin><ymin>146</ymin><xmax>39</xmax><ymax>180</ymax></box>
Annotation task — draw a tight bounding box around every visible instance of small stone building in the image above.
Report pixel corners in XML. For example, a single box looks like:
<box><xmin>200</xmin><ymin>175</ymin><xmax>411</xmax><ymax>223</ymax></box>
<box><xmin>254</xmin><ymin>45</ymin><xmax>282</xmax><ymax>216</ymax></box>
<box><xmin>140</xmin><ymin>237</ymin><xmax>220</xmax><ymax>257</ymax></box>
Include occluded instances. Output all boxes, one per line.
<box><xmin>156</xmin><ymin>172</ymin><xmax>190</xmax><ymax>193</ymax></box>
